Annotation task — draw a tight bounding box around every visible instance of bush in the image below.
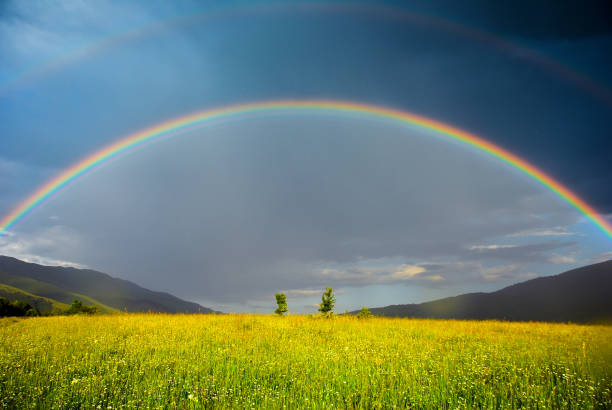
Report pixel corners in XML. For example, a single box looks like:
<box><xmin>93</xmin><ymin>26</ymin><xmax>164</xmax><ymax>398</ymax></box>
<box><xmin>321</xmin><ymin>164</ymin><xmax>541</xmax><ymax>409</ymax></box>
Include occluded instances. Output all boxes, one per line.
<box><xmin>66</xmin><ymin>300</ymin><xmax>98</xmax><ymax>315</ymax></box>
<box><xmin>357</xmin><ymin>306</ymin><xmax>372</xmax><ymax>319</ymax></box>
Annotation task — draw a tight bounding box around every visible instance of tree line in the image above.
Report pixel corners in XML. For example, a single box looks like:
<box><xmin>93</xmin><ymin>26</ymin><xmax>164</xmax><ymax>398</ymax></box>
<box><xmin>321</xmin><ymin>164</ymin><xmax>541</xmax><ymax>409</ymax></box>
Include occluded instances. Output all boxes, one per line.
<box><xmin>2</xmin><ymin>288</ymin><xmax>372</xmax><ymax>318</ymax></box>
<box><xmin>0</xmin><ymin>298</ymin><xmax>98</xmax><ymax>318</ymax></box>
<box><xmin>275</xmin><ymin>286</ymin><xmax>372</xmax><ymax>318</ymax></box>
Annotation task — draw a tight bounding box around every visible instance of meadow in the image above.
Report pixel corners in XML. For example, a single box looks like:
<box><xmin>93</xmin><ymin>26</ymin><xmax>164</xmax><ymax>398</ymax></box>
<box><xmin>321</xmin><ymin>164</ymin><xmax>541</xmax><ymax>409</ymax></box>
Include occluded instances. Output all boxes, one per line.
<box><xmin>0</xmin><ymin>314</ymin><xmax>610</xmax><ymax>409</ymax></box>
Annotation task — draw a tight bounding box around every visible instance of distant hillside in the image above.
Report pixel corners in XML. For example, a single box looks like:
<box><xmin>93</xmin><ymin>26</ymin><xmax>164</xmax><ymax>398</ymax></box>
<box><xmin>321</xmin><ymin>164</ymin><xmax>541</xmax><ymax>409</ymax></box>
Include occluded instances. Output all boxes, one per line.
<box><xmin>0</xmin><ymin>283</ymin><xmax>68</xmax><ymax>313</ymax></box>
<box><xmin>0</xmin><ymin>256</ymin><xmax>216</xmax><ymax>313</ymax></box>
<box><xmin>358</xmin><ymin>260</ymin><xmax>612</xmax><ymax>323</ymax></box>
<box><xmin>0</xmin><ymin>272</ymin><xmax>117</xmax><ymax>313</ymax></box>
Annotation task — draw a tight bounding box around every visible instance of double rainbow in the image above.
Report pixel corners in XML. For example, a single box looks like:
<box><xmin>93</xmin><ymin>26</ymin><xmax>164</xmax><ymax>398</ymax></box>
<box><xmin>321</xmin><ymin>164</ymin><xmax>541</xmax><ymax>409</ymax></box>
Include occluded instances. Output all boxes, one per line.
<box><xmin>1</xmin><ymin>100</ymin><xmax>611</xmax><ymax>241</ymax></box>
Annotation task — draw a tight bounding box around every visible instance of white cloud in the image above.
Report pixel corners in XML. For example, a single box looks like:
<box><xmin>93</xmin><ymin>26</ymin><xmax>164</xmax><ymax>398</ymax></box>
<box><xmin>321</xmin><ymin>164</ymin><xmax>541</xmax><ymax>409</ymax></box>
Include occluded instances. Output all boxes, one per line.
<box><xmin>415</xmin><ymin>260</ymin><xmax>539</xmax><ymax>283</ymax></box>
<box><xmin>390</xmin><ymin>264</ymin><xmax>426</xmax><ymax>279</ymax></box>
<box><xmin>0</xmin><ymin>225</ymin><xmax>86</xmax><ymax>268</ymax></box>
<box><xmin>284</xmin><ymin>289</ymin><xmax>322</xmax><ymax>297</ymax></box>
<box><xmin>315</xmin><ymin>262</ymin><xmax>443</xmax><ymax>285</ymax></box>
<box><xmin>506</xmin><ymin>227</ymin><xmax>576</xmax><ymax>238</ymax></box>
<box><xmin>548</xmin><ymin>254</ymin><xmax>575</xmax><ymax>264</ymax></box>
<box><xmin>5</xmin><ymin>254</ymin><xmax>85</xmax><ymax>268</ymax></box>
<box><xmin>464</xmin><ymin>241</ymin><xmax>576</xmax><ymax>264</ymax></box>
<box><xmin>283</xmin><ymin>288</ymin><xmax>349</xmax><ymax>298</ymax></box>
<box><xmin>470</xmin><ymin>244</ymin><xmax>519</xmax><ymax>250</ymax></box>
<box><xmin>422</xmin><ymin>274</ymin><xmax>445</xmax><ymax>282</ymax></box>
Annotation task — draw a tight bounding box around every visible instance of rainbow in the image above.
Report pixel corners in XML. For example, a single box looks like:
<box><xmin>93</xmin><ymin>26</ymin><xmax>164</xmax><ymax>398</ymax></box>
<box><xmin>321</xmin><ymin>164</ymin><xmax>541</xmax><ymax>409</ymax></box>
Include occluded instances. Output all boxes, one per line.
<box><xmin>1</xmin><ymin>100</ymin><xmax>611</xmax><ymax>241</ymax></box>
<box><xmin>3</xmin><ymin>4</ymin><xmax>611</xmax><ymax>106</ymax></box>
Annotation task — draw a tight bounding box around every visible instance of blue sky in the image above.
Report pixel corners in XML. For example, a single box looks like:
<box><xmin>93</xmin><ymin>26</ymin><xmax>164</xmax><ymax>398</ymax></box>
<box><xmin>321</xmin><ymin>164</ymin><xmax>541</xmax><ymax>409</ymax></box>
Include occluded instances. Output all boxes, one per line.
<box><xmin>0</xmin><ymin>0</ymin><xmax>611</xmax><ymax>312</ymax></box>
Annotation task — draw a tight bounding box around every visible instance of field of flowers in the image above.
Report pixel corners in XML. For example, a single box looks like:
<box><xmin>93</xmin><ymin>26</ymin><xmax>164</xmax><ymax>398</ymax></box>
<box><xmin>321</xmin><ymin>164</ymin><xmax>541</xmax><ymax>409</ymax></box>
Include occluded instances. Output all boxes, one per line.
<box><xmin>0</xmin><ymin>314</ymin><xmax>610</xmax><ymax>408</ymax></box>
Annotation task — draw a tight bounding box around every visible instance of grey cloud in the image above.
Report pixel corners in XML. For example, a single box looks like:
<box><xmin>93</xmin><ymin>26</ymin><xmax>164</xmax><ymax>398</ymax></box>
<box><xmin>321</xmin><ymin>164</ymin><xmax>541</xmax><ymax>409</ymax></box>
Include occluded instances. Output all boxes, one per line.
<box><xmin>16</xmin><ymin>118</ymin><xmax>579</xmax><ymax>295</ymax></box>
<box><xmin>283</xmin><ymin>288</ymin><xmax>350</xmax><ymax>298</ymax></box>
<box><xmin>0</xmin><ymin>157</ymin><xmax>56</xmax><ymax>214</ymax></box>
<box><xmin>466</xmin><ymin>241</ymin><xmax>577</xmax><ymax>263</ymax></box>
<box><xmin>1</xmin><ymin>117</ymin><xmax>594</xmax><ymax>310</ymax></box>
<box><xmin>479</xmin><ymin>264</ymin><xmax>536</xmax><ymax>281</ymax></box>
<box><xmin>415</xmin><ymin>260</ymin><xmax>546</xmax><ymax>285</ymax></box>
<box><xmin>0</xmin><ymin>0</ymin><xmax>609</xmax><ymax>312</ymax></box>
<box><xmin>587</xmin><ymin>252</ymin><xmax>612</xmax><ymax>264</ymax></box>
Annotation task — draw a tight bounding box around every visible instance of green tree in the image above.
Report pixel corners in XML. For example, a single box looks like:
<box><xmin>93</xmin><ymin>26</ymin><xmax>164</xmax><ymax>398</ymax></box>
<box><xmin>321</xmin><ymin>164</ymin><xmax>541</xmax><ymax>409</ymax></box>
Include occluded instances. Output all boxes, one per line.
<box><xmin>357</xmin><ymin>306</ymin><xmax>372</xmax><ymax>319</ymax></box>
<box><xmin>318</xmin><ymin>286</ymin><xmax>336</xmax><ymax>316</ymax></box>
<box><xmin>0</xmin><ymin>297</ymin><xmax>39</xmax><ymax>317</ymax></box>
<box><xmin>66</xmin><ymin>299</ymin><xmax>98</xmax><ymax>315</ymax></box>
<box><xmin>274</xmin><ymin>293</ymin><xmax>288</xmax><ymax>316</ymax></box>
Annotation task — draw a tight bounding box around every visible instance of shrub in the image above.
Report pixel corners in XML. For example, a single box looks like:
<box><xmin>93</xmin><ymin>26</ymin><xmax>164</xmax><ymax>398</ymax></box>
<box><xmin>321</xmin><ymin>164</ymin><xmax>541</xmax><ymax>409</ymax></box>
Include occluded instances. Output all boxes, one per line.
<box><xmin>0</xmin><ymin>297</ymin><xmax>39</xmax><ymax>317</ymax></box>
<box><xmin>357</xmin><ymin>306</ymin><xmax>372</xmax><ymax>319</ymax></box>
<box><xmin>66</xmin><ymin>299</ymin><xmax>98</xmax><ymax>315</ymax></box>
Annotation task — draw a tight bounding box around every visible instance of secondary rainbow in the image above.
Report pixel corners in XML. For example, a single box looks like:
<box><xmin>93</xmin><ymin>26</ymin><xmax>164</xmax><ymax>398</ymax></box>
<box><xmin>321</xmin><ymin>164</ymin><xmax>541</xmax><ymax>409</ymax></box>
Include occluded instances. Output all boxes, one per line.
<box><xmin>4</xmin><ymin>5</ymin><xmax>611</xmax><ymax>107</ymax></box>
<box><xmin>1</xmin><ymin>100</ymin><xmax>611</xmax><ymax>242</ymax></box>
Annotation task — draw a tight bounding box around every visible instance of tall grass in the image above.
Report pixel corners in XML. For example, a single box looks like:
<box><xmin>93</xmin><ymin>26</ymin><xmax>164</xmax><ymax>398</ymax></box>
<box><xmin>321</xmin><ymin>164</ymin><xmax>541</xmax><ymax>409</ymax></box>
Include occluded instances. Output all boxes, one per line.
<box><xmin>1</xmin><ymin>314</ymin><xmax>610</xmax><ymax>408</ymax></box>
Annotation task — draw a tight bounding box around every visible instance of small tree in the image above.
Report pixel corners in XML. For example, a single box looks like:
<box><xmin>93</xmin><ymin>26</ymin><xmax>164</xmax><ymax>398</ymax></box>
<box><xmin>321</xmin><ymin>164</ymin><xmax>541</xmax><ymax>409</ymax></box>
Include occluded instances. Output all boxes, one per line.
<box><xmin>274</xmin><ymin>293</ymin><xmax>288</xmax><ymax>316</ymax></box>
<box><xmin>318</xmin><ymin>286</ymin><xmax>336</xmax><ymax>316</ymax></box>
<box><xmin>357</xmin><ymin>306</ymin><xmax>372</xmax><ymax>319</ymax></box>
<box><xmin>66</xmin><ymin>299</ymin><xmax>98</xmax><ymax>315</ymax></box>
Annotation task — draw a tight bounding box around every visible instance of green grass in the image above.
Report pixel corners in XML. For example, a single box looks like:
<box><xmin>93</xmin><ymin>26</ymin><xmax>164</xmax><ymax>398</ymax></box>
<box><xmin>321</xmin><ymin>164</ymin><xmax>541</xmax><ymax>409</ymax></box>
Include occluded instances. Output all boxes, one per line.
<box><xmin>0</xmin><ymin>314</ymin><xmax>610</xmax><ymax>408</ymax></box>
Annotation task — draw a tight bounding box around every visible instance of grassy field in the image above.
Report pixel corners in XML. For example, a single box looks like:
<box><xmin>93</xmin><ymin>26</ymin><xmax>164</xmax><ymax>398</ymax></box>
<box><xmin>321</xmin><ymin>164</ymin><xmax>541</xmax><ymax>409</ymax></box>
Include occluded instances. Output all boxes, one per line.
<box><xmin>0</xmin><ymin>314</ymin><xmax>610</xmax><ymax>408</ymax></box>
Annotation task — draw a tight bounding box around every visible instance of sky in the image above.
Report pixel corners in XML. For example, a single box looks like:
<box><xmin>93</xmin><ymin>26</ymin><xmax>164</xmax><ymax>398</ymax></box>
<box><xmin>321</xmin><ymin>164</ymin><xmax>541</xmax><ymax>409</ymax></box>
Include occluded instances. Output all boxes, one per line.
<box><xmin>0</xmin><ymin>0</ymin><xmax>611</xmax><ymax>313</ymax></box>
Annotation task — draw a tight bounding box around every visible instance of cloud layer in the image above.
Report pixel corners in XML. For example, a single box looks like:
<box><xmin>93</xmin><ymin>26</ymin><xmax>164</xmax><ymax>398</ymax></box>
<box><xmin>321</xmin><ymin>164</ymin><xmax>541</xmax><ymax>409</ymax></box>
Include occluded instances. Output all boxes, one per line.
<box><xmin>3</xmin><ymin>117</ymin><xmax>603</xmax><ymax>311</ymax></box>
<box><xmin>0</xmin><ymin>0</ymin><xmax>610</xmax><ymax>312</ymax></box>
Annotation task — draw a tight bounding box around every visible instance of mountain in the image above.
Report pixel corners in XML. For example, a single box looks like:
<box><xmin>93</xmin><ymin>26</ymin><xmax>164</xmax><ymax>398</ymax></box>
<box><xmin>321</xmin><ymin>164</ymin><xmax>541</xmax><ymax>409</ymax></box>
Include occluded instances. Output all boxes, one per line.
<box><xmin>0</xmin><ymin>272</ymin><xmax>118</xmax><ymax>313</ymax></box>
<box><xmin>0</xmin><ymin>256</ymin><xmax>216</xmax><ymax>313</ymax></box>
<box><xmin>0</xmin><ymin>283</ymin><xmax>69</xmax><ymax>313</ymax></box>
<box><xmin>358</xmin><ymin>260</ymin><xmax>612</xmax><ymax>323</ymax></box>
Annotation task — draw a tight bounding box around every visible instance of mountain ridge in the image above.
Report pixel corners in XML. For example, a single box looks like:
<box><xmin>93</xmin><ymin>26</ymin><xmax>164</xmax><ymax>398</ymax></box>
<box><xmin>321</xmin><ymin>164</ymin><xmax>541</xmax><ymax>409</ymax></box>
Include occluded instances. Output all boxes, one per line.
<box><xmin>0</xmin><ymin>283</ymin><xmax>69</xmax><ymax>313</ymax></box>
<box><xmin>0</xmin><ymin>255</ymin><xmax>216</xmax><ymax>313</ymax></box>
<box><xmin>353</xmin><ymin>260</ymin><xmax>612</xmax><ymax>323</ymax></box>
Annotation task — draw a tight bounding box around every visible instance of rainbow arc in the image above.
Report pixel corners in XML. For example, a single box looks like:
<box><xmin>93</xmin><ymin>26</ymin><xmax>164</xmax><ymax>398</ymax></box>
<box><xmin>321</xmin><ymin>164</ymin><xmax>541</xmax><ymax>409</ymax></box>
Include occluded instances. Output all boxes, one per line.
<box><xmin>1</xmin><ymin>100</ymin><xmax>610</xmax><ymax>242</ymax></box>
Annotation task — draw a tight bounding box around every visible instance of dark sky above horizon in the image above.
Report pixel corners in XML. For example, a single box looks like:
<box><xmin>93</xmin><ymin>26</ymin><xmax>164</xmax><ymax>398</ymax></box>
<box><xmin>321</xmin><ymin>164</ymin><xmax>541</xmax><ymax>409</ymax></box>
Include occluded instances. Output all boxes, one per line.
<box><xmin>0</xmin><ymin>0</ymin><xmax>611</xmax><ymax>312</ymax></box>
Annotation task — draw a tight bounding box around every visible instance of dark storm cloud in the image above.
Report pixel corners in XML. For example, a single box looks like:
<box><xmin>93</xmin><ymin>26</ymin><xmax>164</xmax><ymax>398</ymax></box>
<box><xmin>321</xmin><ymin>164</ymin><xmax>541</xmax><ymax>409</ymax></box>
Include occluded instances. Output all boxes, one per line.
<box><xmin>5</xmin><ymin>117</ymin><xmax>588</xmax><ymax>307</ymax></box>
<box><xmin>0</xmin><ymin>0</ymin><xmax>610</xmax><ymax>311</ymax></box>
<box><xmin>433</xmin><ymin>0</ymin><xmax>612</xmax><ymax>39</ymax></box>
<box><xmin>2</xmin><ymin>1</ymin><xmax>611</xmax><ymax>211</ymax></box>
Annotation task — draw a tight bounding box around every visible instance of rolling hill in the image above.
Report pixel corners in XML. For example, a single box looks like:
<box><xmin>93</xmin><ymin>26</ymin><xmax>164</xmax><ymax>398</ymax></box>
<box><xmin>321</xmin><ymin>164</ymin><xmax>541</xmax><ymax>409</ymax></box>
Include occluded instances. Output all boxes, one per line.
<box><xmin>0</xmin><ymin>256</ymin><xmax>215</xmax><ymax>313</ymax></box>
<box><xmin>358</xmin><ymin>260</ymin><xmax>612</xmax><ymax>323</ymax></box>
<box><xmin>0</xmin><ymin>272</ymin><xmax>117</xmax><ymax>313</ymax></box>
<box><xmin>0</xmin><ymin>283</ymin><xmax>68</xmax><ymax>313</ymax></box>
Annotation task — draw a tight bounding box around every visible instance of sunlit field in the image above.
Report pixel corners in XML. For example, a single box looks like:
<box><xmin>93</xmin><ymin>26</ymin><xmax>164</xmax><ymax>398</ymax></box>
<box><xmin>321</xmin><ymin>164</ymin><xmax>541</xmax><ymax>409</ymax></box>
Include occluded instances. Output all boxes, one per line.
<box><xmin>1</xmin><ymin>314</ymin><xmax>610</xmax><ymax>408</ymax></box>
